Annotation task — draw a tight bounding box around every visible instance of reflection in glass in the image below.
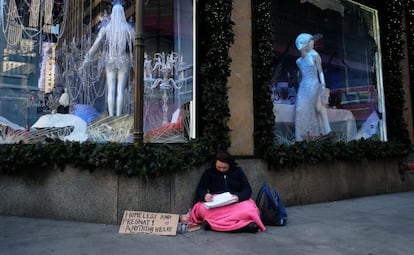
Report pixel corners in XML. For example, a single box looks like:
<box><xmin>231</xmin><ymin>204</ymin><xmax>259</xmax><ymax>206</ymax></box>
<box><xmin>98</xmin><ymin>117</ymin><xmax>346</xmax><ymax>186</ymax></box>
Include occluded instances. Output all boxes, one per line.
<box><xmin>142</xmin><ymin>0</ymin><xmax>194</xmax><ymax>143</ymax></box>
<box><xmin>0</xmin><ymin>0</ymin><xmax>195</xmax><ymax>144</ymax></box>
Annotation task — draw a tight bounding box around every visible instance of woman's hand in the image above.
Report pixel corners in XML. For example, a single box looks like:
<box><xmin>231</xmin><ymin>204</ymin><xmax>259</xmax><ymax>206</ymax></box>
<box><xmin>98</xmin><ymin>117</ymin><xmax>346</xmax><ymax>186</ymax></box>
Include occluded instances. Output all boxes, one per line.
<box><xmin>204</xmin><ymin>193</ymin><xmax>213</xmax><ymax>202</ymax></box>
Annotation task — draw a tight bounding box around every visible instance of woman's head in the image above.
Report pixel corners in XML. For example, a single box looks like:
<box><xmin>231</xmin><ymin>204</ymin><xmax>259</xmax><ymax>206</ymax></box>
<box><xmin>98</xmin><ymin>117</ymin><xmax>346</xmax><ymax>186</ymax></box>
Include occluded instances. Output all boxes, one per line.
<box><xmin>295</xmin><ymin>33</ymin><xmax>314</xmax><ymax>51</ymax></box>
<box><xmin>214</xmin><ymin>151</ymin><xmax>235</xmax><ymax>172</ymax></box>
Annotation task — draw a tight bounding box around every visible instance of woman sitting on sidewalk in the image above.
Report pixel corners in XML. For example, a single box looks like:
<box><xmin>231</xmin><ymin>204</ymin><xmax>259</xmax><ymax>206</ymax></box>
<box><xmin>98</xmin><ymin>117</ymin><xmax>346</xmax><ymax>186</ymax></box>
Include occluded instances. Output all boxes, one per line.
<box><xmin>189</xmin><ymin>151</ymin><xmax>265</xmax><ymax>233</ymax></box>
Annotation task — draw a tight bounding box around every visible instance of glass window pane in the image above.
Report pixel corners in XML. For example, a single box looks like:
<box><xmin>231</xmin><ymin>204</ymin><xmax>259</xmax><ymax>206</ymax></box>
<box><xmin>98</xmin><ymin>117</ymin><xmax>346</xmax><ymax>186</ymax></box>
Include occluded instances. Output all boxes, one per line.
<box><xmin>143</xmin><ymin>0</ymin><xmax>195</xmax><ymax>143</ymax></box>
<box><xmin>1</xmin><ymin>0</ymin><xmax>42</xmax><ymax>142</ymax></box>
<box><xmin>0</xmin><ymin>0</ymin><xmax>195</xmax><ymax>144</ymax></box>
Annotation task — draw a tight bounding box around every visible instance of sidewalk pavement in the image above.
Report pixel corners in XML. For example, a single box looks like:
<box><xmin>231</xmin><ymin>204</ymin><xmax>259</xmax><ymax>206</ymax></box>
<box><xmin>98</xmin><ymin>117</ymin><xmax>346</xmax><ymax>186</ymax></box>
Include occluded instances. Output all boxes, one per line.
<box><xmin>1</xmin><ymin>191</ymin><xmax>414</xmax><ymax>255</ymax></box>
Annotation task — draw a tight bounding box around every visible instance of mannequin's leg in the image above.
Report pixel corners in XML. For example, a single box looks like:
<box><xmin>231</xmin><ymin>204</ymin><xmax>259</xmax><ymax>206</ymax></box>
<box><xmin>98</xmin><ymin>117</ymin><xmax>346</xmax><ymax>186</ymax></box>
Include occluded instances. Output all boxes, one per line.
<box><xmin>316</xmin><ymin>96</ymin><xmax>331</xmax><ymax>135</ymax></box>
<box><xmin>106</xmin><ymin>68</ymin><xmax>116</xmax><ymax>116</ymax></box>
<box><xmin>116</xmin><ymin>68</ymin><xmax>129</xmax><ymax>116</ymax></box>
<box><xmin>319</xmin><ymin>107</ymin><xmax>332</xmax><ymax>135</ymax></box>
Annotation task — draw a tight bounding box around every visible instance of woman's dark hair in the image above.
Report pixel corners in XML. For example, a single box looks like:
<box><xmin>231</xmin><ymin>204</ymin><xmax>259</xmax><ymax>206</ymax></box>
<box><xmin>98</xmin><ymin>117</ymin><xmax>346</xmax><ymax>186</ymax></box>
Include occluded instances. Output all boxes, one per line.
<box><xmin>215</xmin><ymin>150</ymin><xmax>236</xmax><ymax>166</ymax></box>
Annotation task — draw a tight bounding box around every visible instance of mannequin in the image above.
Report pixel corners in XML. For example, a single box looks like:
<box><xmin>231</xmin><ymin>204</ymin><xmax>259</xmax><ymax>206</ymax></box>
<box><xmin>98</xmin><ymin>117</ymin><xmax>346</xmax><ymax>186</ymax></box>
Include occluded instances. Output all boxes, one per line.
<box><xmin>294</xmin><ymin>33</ymin><xmax>331</xmax><ymax>141</ymax></box>
<box><xmin>80</xmin><ymin>2</ymin><xmax>135</xmax><ymax>116</ymax></box>
<box><xmin>57</xmin><ymin>88</ymin><xmax>70</xmax><ymax>114</ymax></box>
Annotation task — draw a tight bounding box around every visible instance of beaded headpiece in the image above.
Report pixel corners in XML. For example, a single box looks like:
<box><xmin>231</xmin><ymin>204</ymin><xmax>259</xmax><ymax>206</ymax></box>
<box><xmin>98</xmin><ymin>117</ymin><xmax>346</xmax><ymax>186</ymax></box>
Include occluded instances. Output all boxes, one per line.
<box><xmin>112</xmin><ymin>0</ymin><xmax>123</xmax><ymax>6</ymax></box>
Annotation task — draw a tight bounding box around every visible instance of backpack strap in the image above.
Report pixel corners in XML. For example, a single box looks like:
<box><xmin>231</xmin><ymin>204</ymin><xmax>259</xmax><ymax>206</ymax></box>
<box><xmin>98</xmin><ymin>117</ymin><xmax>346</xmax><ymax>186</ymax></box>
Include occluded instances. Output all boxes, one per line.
<box><xmin>256</xmin><ymin>181</ymin><xmax>267</xmax><ymax>204</ymax></box>
<box><xmin>256</xmin><ymin>189</ymin><xmax>263</xmax><ymax>205</ymax></box>
<box><xmin>263</xmin><ymin>183</ymin><xmax>279</xmax><ymax>209</ymax></box>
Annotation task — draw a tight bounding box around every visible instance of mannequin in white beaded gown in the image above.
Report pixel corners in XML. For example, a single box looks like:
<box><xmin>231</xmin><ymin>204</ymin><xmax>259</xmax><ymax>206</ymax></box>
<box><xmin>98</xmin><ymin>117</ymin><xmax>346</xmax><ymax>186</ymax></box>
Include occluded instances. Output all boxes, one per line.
<box><xmin>80</xmin><ymin>2</ymin><xmax>135</xmax><ymax>116</ymax></box>
<box><xmin>294</xmin><ymin>33</ymin><xmax>331</xmax><ymax>141</ymax></box>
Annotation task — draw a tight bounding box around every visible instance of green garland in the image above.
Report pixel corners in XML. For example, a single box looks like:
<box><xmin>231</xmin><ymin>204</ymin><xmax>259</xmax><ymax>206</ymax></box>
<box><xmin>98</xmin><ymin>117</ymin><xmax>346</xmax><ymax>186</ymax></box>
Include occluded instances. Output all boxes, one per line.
<box><xmin>380</xmin><ymin>0</ymin><xmax>410</xmax><ymax>142</ymax></box>
<box><xmin>406</xmin><ymin>0</ymin><xmax>414</xmax><ymax>119</ymax></box>
<box><xmin>252</xmin><ymin>0</ymin><xmax>277</xmax><ymax>157</ymax></box>
<box><xmin>0</xmin><ymin>141</ymin><xmax>211</xmax><ymax>177</ymax></box>
<box><xmin>197</xmin><ymin>0</ymin><xmax>234</xmax><ymax>151</ymax></box>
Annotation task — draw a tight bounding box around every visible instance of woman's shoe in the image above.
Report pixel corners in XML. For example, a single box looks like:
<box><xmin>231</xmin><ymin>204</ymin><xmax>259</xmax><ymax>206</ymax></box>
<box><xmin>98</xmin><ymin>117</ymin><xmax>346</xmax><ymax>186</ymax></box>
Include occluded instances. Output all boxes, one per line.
<box><xmin>245</xmin><ymin>222</ymin><xmax>260</xmax><ymax>233</ymax></box>
<box><xmin>202</xmin><ymin>221</ymin><xmax>211</xmax><ymax>231</ymax></box>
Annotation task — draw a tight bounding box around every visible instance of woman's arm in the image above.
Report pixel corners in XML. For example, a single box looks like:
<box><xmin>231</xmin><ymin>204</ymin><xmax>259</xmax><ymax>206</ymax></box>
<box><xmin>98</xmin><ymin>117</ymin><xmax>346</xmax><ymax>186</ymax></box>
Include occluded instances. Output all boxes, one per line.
<box><xmin>195</xmin><ymin>169</ymin><xmax>210</xmax><ymax>201</ymax></box>
<box><xmin>233</xmin><ymin>168</ymin><xmax>252</xmax><ymax>202</ymax></box>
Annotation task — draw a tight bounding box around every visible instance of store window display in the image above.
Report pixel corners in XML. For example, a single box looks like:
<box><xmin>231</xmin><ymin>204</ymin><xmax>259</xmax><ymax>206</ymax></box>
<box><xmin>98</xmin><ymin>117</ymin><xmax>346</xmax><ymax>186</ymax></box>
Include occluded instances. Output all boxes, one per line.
<box><xmin>271</xmin><ymin>0</ymin><xmax>385</xmax><ymax>144</ymax></box>
<box><xmin>0</xmin><ymin>0</ymin><xmax>195</xmax><ymax>144</ymax></box>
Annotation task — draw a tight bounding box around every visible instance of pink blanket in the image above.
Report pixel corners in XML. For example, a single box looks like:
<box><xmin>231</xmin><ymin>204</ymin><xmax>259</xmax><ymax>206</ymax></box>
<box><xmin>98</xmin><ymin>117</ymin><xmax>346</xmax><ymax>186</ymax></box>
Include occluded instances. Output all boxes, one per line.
<box><xmin>190</xmin><ymin>198</ymin><xmax>266</xmax><ymax>232</ymax></box>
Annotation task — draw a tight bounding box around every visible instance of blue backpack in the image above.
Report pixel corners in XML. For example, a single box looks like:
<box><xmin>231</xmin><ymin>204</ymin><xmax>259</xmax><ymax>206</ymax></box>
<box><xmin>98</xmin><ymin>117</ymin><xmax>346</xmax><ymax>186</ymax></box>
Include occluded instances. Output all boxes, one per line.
<box><xmin>256</xmin><ymin>182</ymin><xmax>288</xmax><ymax>226</ymax></box>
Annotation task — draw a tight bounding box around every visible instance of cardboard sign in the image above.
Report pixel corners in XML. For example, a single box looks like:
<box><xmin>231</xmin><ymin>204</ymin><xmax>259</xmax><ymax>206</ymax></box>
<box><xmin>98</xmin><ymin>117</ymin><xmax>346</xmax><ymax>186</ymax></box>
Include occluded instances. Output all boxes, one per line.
<box><xmin>119</xmin><ymin>210</ymin><xmax>179</xmax><ymax>236</ymax></box>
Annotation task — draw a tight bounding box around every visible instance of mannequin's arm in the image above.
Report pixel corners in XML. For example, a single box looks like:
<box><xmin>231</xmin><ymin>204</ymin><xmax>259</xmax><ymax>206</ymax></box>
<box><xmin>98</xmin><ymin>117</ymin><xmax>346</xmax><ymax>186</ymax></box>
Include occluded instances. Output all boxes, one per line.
<box><xmin>296</xmin><ymin>58</ymin><xmax>302</xmax><ymax>83</ymax></box>
<box><xmin>315</xmin><ymin>54</ymin><xmax>325</xmax><ymax>86</ymax></box>
<box><xmin>314</xmin><ymin>53</ymin><xmax>329</xmax><ymax>104</ymax></box>
<box><xmin>79</xmin><ymin>30</ymin><xmax>104</xmax><ymax>71</ymax></box>
<box><xmin>86</xmin><ymin>30</ymin><xmax>104</xmax><ymax>59</ymax></box>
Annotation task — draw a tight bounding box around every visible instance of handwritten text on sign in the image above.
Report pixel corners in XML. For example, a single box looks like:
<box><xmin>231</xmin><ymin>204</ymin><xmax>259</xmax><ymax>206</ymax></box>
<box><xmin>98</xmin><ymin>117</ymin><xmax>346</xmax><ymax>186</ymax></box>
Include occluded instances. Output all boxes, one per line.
<box><xmin>119</xmin><ymin>210</ymin><xmax>179</xmax><ymax>235</ymax></box>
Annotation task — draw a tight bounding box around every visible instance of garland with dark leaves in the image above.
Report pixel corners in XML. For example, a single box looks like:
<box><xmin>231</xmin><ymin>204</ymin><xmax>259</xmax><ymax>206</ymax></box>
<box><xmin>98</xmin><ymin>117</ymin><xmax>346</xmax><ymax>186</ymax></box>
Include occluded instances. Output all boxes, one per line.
<box><xmin>380</xmin><ymin>0</ymin><xmax>410</xmax><ymax>142</ymax></box>
<box><xmin>251</xmin><ymin>0</ymin><xmax>277</xmax><ymax>158</ymax></box>
<box><xmin>406</xmin><ymin>0</ymin><xmax>414</xmax><ymax>121</ymax></box>
<box><xmin>197</xmin><ymin>0</ymin><xmax>234</xmax><ymax>151</ymax></box>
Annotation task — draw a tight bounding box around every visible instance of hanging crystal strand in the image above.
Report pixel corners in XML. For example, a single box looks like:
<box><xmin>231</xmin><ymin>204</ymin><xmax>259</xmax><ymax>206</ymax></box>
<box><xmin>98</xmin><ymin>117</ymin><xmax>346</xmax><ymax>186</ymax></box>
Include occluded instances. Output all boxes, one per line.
<box><xmin>43</xmin><ymin>0</ymin><xmax>53</xmax><ymax>34</ymax></box>
<box><xmin>2</xmin><ymin>0</ymin><xmax>67</xmax><ymax>49</ymax></box>
<box><xmin>28</xmin><ymin>0</ymin><xmax>41</xmax><ymax>28</ymax></box>
<box><xmin>4</xmin><ymin>0</ymin><xmax>22</xmax><ymax>47</ymax></box>
<box><xmin>53</xmin><ymin>0</ymin><xmax>68</xmax><ymax>40</ymax></box>
<box><xmin>70</xmin><ymin>40</ymin><xmax>84</xmax><ymax>103</ymax></box>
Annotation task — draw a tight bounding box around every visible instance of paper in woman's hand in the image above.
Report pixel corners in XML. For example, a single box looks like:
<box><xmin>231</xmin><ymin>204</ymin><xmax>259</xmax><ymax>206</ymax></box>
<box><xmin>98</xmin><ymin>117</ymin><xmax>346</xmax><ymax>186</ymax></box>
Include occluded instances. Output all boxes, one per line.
<box><xmin>203</xmin><ymin>192</ymin><xmax>238</xmax><ymax>209</ymax></box>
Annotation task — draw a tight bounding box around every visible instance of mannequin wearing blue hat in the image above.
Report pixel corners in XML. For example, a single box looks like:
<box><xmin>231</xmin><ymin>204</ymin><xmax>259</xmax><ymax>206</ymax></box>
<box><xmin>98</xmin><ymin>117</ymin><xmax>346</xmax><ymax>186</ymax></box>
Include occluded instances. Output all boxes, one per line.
<box><xmin>294</xmin><ymin>33</ymin><xmax>331</xmax><ymax>141</ymax></box>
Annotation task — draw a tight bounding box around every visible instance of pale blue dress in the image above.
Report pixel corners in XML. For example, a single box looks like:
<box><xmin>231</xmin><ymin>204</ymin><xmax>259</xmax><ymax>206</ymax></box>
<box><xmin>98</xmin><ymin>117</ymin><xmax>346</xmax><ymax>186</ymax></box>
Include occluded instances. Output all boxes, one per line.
<box><xmin>295</xmin><ymin>54</ymin><xmax>330</xmax><ymax>141</ymax></box>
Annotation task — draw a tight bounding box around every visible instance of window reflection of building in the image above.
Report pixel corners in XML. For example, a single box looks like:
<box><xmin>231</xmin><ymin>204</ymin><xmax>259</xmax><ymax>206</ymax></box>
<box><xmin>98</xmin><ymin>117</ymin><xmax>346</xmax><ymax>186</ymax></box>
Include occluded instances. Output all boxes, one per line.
<box><xmin>0</xmin><ymin>0</ymin><xmax>43</xmax><ymax>128</ymax></box>
<box><xmin>0</xmin><ymin>0</ymin><xmax>194</xmax><ymax>143</ymax></box>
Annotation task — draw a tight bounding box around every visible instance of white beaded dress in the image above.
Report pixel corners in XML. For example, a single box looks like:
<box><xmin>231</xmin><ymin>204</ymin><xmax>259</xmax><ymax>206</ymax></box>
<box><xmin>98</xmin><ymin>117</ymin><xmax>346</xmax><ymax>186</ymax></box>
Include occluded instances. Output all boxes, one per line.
<box><xmin>295</xmin><ymin>52</ymin><xmax>331</xmax><ymax>141</ymax></box>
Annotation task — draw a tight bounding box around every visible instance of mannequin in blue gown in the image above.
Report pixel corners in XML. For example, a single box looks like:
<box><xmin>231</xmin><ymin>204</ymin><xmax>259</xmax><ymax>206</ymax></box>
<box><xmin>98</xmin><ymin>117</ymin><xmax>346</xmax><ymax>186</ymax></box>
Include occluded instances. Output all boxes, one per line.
<box><xmin>294</xmin><ymin>33</ymin><xmax>331</xmax><ymax>141</ymax></box>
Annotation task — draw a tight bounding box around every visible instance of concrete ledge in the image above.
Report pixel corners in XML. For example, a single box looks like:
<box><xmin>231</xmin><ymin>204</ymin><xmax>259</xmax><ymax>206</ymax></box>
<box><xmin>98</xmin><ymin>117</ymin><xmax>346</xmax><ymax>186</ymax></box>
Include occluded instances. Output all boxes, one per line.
<box><xmin>1</xmin><ymin>159</ymin><xmax>413</xmax><ymax>224</ymax></box>
<box><xmin>0</xmin><ymin>168</ymin><xmax>118</xmax><ymax>224</ymax></box>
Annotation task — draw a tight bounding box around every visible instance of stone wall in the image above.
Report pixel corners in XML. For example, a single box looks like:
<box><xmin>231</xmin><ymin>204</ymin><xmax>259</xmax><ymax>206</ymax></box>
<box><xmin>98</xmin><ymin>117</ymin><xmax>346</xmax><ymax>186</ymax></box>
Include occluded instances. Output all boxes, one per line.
<box><xmin>228</xmin><ymin>0</ymin><xmax>255</xmax><ymax>155</ymax></box>
<box><xmin>1</xmin><ymin>159</ymin><xmax>414</xmax><ymax>225</ymax></box>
